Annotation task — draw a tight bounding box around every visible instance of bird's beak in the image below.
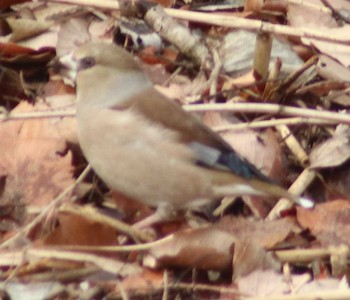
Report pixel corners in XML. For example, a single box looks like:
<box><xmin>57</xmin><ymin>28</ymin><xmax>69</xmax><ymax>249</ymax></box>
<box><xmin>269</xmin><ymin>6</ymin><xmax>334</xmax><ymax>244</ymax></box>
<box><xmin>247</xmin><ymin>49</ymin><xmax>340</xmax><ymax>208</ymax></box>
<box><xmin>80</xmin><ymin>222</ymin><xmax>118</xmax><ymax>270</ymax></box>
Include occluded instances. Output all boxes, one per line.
<box><xmin>59</xmin><ymin>53</ymin><xmax>78</xmax><ymax>86</ymax></box>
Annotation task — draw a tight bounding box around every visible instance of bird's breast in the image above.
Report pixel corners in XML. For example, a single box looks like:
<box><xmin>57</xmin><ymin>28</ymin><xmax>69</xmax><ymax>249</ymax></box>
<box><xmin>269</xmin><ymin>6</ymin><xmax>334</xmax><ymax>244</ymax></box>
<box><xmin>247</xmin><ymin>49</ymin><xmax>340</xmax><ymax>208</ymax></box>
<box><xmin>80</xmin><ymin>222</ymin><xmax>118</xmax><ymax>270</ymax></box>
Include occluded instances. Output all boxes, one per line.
<box><xmin>76</xmin><ymin>106</ymin><xmax>215</xmax><ymax>208</ymax></box>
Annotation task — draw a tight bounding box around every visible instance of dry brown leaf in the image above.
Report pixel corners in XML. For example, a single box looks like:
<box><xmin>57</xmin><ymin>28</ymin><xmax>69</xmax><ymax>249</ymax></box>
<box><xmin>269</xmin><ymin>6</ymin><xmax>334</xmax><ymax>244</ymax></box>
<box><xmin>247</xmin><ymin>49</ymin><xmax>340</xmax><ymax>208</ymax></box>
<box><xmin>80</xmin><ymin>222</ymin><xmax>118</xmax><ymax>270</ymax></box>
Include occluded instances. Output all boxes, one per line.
<box><xmin>0</xmin><ymin>43</ymin><xmax>55</xmax><ymax>73</ymax></box>
<box><xmin>297</xmin><ymin>200</ymin><xmax>350</xmax><ymax>246</ymax></box>
<box><xmin>287</xmin><ymin>1</ymin><xmax>338</xmax><ymax>29</ymax></box>
<box><xmin>145</xmin><ymin>227</ymin><xmax>235</xmax><ymax>270</ymax></box>
<box><xmin>327</xmin><ymin>0</ymin><xmax>350</xmax><ymax>12</ymax></box>
<box><xmin>310</xmin><ymin>31</ymin><xmax>350</xmax><ymax>68</ymax></box>
<box><xmin>41</xmin><ymin>212</ymin><xmax>117</xmax><ymax>246</ymax></box>
<box><xmin>217</xmin><ymin>216</ymin><xmax>301</xmax><ymax>249</ymax></box>
<box><xmin>0</xmin><ymin>101</ymin><xmax>74</xmax><ymax>212</ymax></box>
<box><xmin>233</xmin><ymin>240</ymin><xmax>281</xmax><ymax>279</ymax></box>
<box><xmin>145</xmin><ymin>216</ymin><xmax>300</xmax><ymax>272</ymax></box>
<box><xmin>236</xmin><ymin>270</ymin><xmax>311</xmax><ymax>297</ymax></box>
<box><xmin>221</xmin><ymin>30</ymin><xmax>302</xmax><ymax>76</ymax></box>
<box><xmin>309</xmin><ymin>125</ymin><xmax>350</xmax><ymax>169</ymax></box>
<box><xmin>316</xmin><ymin>55</ymin><xmax>350</xmax><ymax>82</ymax></box>
<box><xmin>4</xmin><ymin>18</ymin><xmax>52</xmax><ymax>42</ymax></box>
<box><xmin>156</xmin><ymin>70</ymin><xmax>208</xmax><ymax>101</ymax></box>
<box><xmin>324</xmin><ymin>89</ymin><xmax>350</xmax><ymax>107</ymax></box>
<box><xmin>287</xmin><ymin>2</ymin><xmax>350</xmax><ymax>67</ymax></box>
<box><xmin>19</xmin><ymin>28</ymin><xmax>59</xmax><ymax>50</ymax></box>
<box><xmin>296</xmin><ymin>81</ymin><xmax>347</xmax><ymax>97</ymax></box>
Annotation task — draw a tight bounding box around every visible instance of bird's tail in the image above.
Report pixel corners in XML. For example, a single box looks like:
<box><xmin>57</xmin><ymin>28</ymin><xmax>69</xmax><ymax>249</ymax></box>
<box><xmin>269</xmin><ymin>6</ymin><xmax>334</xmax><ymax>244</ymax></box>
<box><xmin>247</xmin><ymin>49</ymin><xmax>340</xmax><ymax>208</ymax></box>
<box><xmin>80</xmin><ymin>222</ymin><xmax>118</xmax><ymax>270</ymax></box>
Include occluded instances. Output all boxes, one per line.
<box><xmin>210</xmin><ymin>171</ymin><xmax>314</xmax><ymax>208</ymax></box>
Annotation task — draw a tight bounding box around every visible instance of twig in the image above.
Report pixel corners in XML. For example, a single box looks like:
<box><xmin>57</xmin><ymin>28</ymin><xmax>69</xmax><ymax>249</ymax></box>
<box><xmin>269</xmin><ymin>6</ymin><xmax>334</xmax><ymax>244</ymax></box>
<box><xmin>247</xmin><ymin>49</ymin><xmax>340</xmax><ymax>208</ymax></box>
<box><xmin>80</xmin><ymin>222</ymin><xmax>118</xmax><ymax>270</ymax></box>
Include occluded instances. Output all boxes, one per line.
<box><xmin>1</xmin><ymin>109</ymin><xmax>338</xmax><ymax>129</ymax></box>
<box><xmin>276</xmin><ymin>125</ymin><xmax>308</xmax><ymax>166</ymax></box>
<box><xmin>267</xmin><ymin>168</ymin><xmax>317</xmax><ymax>220</ymax></box>
<box><xmin>162</xmin><ymin>270</ymin><xmax>169</xmax><ymax>300</ymax></box>
<box><xmin>167</xmin><ymin>9</ymin><xmax>350</xmax><ymax>43</ymax></box>
<box><xmin>144</xmin><ymin>5</ymin><xmax>212</xmax><ymax>68</ymax></box>
<box><xmin>242</xmin><ymin>290</ymin><xmax>350</xmax><ymax>300</ymax></box>
<box><xmin>0</xmin><ymin>110</ymin><xmax>75</xmax><ymax>121</ymax></box>
<box><xmin>49</xmin><ymin>0</ymin><xmax>350</xmax><ymax>43</ymax></box>
<box><xmin>213</xmin><ymin>117</ymin><xmax>335</xmax><ymax>131</ymax></box>
<box><xmin>35</xmin><ymin>234</ymin><xmax>174</xmax><ymax>252</ymax></box>
<box><xmin>184</xmin><ymin>103</ymin><xmax>350</xmax><ymax>124</ymax></box>
<box><xmin>25</xmin><ymin>248</ymin><xmax>139</xmax><ymax>275</ymax></box>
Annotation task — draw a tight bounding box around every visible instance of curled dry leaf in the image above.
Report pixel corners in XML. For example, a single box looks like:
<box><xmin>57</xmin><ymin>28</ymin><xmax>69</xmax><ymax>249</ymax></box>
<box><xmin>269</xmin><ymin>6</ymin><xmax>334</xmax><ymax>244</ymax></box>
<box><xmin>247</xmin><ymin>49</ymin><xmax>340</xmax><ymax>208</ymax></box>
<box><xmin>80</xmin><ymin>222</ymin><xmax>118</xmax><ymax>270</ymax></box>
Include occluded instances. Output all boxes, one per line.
<box><xmin>309</xmin><ymin>125</ymin><xmax>350</xmax><ymax>169</ymax></box>
<box><xmin>287</xmin><ymin>2</ymin><xmax>350</xmax><ymax>68</ymax></box>
<box><xmin>145</xmin><ymin>227</ymin><xmax>236</xmax><ymax>271</ymax></box>
<box><xmin>0</xmin><ymin>43</ymin><xmax>55</xmax><ymax>65</ymax></box>
<box><xmin>309</xmin><ymin>28</ymin><xmax>350</xmax><ymax>68</ymax></box>
<box><xmin>4</xmin><ymin>18</ymin><xmax>52</xmax><ymax>42</ymax></box>
<box><xmin>221</xmin><ymin>30</ymin><xmax>303</xmax><ymax>76</ymax></box>
<box><xmin>316</xmin><ymin>55</ymin><xmax>350</xmax><ymax>82</ymax></box>
<box><xmin>217</xmin><ymin>216</ymin><xmax>303</xmax><ymax>249</ymax></box>
<box><xmin>144</xmin><ymin>216</ymin><xmax>301</xmax><ymax>272</ymax></box>
<box><xmin>287</xmin><ymin>2</ymin><xmax>339</xmax><ymax>29</ymax></box>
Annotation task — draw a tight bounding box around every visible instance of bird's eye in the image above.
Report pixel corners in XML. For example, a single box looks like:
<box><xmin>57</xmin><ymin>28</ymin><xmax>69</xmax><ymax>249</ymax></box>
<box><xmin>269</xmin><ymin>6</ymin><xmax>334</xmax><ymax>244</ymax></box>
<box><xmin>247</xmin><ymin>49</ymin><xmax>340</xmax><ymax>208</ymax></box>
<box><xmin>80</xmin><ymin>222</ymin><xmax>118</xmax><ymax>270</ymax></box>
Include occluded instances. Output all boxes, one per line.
<box><xmin>80</xmin><ymin>57</ymin><xmax>96</xmax><ymax>70</ymax></box>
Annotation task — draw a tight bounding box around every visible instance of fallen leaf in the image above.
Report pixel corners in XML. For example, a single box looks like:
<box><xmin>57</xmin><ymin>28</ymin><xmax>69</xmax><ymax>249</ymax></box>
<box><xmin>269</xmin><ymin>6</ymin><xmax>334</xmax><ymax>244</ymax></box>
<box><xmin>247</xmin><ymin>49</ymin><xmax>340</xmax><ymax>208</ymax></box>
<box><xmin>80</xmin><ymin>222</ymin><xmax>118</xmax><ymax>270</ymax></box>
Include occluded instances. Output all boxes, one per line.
<box><xmin>309</xmin><ymin>125</ymin><xmax>350</xmax><ymax>169</ymax></box>
<box><xmin>0</xmin><ymin>102</ymin><xmax>74</xmax><ymax>218</ymax></box>
<box><xmin>297</xmin><ymin>200</ymin><xmax>350</xmax><ymax>246</ymax></box>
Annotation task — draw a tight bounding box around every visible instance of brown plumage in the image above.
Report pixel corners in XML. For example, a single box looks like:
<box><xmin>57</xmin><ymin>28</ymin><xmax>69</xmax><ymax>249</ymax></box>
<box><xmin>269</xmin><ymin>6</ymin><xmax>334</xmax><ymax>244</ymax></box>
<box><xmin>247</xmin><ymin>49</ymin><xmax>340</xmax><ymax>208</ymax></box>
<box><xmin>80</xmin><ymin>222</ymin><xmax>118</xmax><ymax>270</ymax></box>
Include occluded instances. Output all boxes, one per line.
<box><xmin>60</xmin><ymin>43</ymin><xmax>313</xmax><ymax>221</ymax></box>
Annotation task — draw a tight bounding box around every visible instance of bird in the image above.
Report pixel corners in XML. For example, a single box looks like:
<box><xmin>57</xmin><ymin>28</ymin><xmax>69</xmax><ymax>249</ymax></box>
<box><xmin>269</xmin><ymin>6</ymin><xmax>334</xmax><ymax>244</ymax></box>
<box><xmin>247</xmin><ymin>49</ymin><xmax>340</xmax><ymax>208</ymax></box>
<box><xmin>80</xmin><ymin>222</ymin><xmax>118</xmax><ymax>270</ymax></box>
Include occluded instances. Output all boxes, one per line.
<box><xmin>60</xmin><ymin>42</ymin><xmax>313</xmax><ymax>225</ymax></box>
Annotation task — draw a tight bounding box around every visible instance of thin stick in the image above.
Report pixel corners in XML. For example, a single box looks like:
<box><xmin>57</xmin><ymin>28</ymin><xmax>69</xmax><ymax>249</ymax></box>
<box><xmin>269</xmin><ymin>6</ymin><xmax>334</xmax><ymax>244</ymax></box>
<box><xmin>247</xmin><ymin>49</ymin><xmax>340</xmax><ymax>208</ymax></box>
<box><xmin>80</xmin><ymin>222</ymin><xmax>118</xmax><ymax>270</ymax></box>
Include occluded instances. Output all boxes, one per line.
<box><xmin>242</xmin><ymin>290</ymin><xmax>350</xmax><ymax>300</ymax></box>
<box><xmin>184</xmin><ymin>103</ymin><xmax>350</xmax><ymax>124</ymax></box>
<box><xmin>0</xmin><ymin>110</ymin><xmax>75</xmax><ymax>121</ymax></box>
<box><xmin>213</xmin><ymin>117</ymin><xmax>334</xmax><ymax>131</ymax></box>
<box><xmin>49</xmin><ymin>0</ymin><xmax>350</xmax><ymax>43</ymax></box>
<box><xmin>1</xmin><ymin>110</ymin><xmax>338</xmax><ymax>128</ymax></box>
<box><xmin>167</xmin><ymin>9</ymin><xmax>350</xmax><ymax>43</ymax></box>
<box><xmin>276</xmin><ymin>125</ymin><xmax>308</xmax><ymax>166</ymax></box>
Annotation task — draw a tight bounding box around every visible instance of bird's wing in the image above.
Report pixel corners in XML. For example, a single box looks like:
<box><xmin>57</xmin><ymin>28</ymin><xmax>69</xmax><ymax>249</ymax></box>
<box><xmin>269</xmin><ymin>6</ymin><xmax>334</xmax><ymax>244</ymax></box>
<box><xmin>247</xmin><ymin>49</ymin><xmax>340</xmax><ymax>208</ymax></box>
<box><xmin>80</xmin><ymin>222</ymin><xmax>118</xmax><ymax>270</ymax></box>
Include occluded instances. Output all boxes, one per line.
<box><xmin>111</xmin><ymin>86</ymin><xmax>273</xmax><ymax>182</ymax></box>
